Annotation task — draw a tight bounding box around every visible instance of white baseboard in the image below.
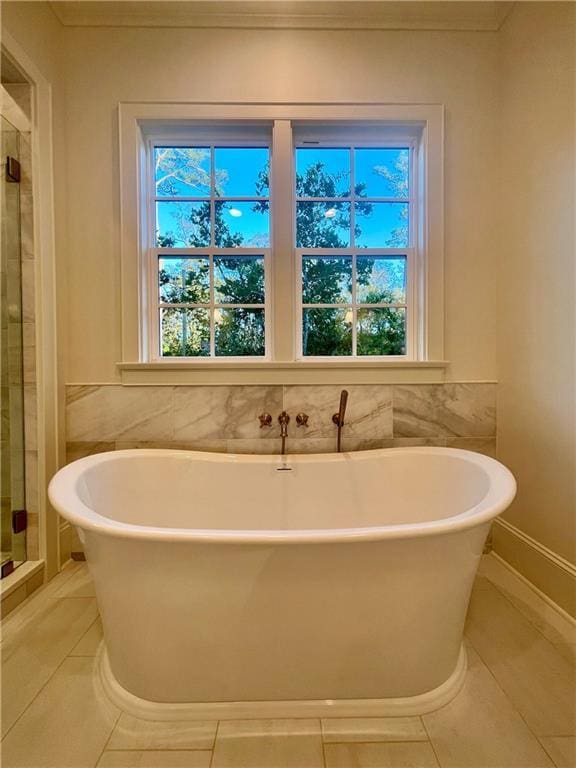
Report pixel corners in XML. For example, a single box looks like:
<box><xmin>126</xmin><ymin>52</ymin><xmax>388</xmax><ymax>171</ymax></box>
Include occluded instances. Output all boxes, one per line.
<box><xmin>493</xmin><ymin>518</ymin><xmax>576</xmax><ymax>619</ymax></box>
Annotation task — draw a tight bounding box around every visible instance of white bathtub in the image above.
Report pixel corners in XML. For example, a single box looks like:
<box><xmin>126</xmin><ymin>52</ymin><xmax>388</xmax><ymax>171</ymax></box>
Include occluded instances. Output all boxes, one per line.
<box><xmin>48</xmin><ymin>447</ymin><xmax>515</xmax><ymax>719</ymax></box>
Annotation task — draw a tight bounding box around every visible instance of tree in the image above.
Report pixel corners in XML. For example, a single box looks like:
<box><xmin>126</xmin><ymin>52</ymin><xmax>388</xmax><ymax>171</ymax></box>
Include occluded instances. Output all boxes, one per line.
<box><xmin>158</xmin><ymin>201</ymin><xmax>264</xmax><ymax>356</ymax></box>
<box><xmin>373</xmin><ymin>150</ymin><xmax>409</xmax><ymax>248</ymax></box>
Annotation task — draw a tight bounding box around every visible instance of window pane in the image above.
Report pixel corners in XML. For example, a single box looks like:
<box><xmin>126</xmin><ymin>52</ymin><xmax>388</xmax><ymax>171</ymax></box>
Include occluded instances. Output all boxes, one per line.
<box><xmin>215</xmin><ymin>147</ymin><xmax>269</xmax><ymax>197</ymax></box>
<box><xmin>160</xmin><ymin>308</ymin><xmax>210</xmax><ymax>357</ymax></box>
<box><xmin>296</xmin><ymin>148</ymin><xmax>350</xmax><ymax>198</ymax></box>
<box><xmin>154</xmin><ymin>147</ymin><xmax>210</xmax><ymax>197</ymax></box>
<box><xmin>214</xmin><ymin>201</ymin><xmax>270</xmax><ymax>247</ymax></box>
<box><xmin>214</xmin><ymin>256</ymin><xmax>265</xmax><ymax>304</ymax></box>
<box><xmin>296</xmin><ymin>202</ymin><xmax>351</xmax><ymax>248</ymax></box>
<box><xmin>356</xmin><ymin>256</ymin><xmax>406</xmax><ymax>304</ymax></box>
<box><xmin>355</xmin><ymin>202</ymin><xmax>409</xmax><ymax>248</ymax></box>
<box><xmin>302</xmin><ymin>308</ymin><xmax>352</xmax><ymax>356</ymax></box>
<box><xmin>357</xmin><ymin>308</ymin><xmax>406</xmax><ymax>356</ymax></box>
<box><xmin>156</xmin><ymin>201</ymin><xmax>210</xmax><ymax>247</ymax></box>
<box><xmin>302</xmin><ymin>256</ymin><xmax>352</xmax><ymax>304</ymax></box>
<box><xmin>355</xmin><ymin>148</ymin><xmax>409</xmax><ymax>198</ymax></box>
<box><xmin>215</xmin><ymin>308</ymin><xmax>265</xmax><ymax>356</ymax></box>
<box><xmin>159</xmin><ymin>257</ymin><xmax>210</xmax><ymax>303</ymax></box>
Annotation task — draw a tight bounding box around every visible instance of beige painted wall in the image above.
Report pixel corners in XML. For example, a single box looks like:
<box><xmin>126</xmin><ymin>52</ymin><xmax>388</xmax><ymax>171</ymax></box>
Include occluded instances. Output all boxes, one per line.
<box><xmin>495</xmin><ymin>3</ymin><xmax>575</xmax><ymax>604</ymax></box>
<box><xmin>1</xmin><ymin>3</ymin><xmax>69</xmax><ymax>429</ymax></box>
<box><xmin>59</xmin><ymin>24</ymin><xmax>499</xmax><ymax>383</ymax></box>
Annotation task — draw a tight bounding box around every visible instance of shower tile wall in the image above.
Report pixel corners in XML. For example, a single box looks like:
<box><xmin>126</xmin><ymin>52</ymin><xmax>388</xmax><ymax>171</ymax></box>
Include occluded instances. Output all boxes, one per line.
<box><xmin>65</xmin><ymin>383</ymin><xmax>496</xmax><ymax>461</ymax></box>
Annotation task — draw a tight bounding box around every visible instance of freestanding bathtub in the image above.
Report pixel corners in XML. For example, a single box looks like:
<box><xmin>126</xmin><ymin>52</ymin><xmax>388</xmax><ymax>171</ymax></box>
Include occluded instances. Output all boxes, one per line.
<box><xmin>48</xmin><ymin>447</ymin><xmax>516</xmax><ymax>719</ymax></box>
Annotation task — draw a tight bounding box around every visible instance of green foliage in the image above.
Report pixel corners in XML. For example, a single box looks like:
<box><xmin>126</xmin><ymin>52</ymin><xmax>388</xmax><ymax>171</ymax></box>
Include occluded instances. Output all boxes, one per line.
<box><xmin>215</xmin><ymin>309</ymin><xmax>265</xmax><ymax>356</ymax></box>
<box><xmin>161</xmin><ymin>308</ymin><xmax>210</xmax><ymax>357</ymax></box>
<box><xmin>357</xmin><ymin>302</ymin><xmax>406</xmax><ymax>356</ymax></box>
<box><xmin>215</xmin><ymin>257</ymin><xmax>264</xmax><ymax>304</ymax></box>
<box><xmin>303</xmin><ymin>309</ymin><xmax>352</xmax><ymax>356</ymax></box>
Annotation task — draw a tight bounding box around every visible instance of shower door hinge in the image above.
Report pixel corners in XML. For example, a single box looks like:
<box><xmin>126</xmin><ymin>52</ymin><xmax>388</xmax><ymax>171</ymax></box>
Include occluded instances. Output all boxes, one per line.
<box><xmin>12</xmin><ymin>509</ymin><xmax>27</xmax><ymax>534</ymax></box>
<box><xmin>6</xmin><ymin>156</ymin><xmax>21</xmax><ymax>183</ymax></box>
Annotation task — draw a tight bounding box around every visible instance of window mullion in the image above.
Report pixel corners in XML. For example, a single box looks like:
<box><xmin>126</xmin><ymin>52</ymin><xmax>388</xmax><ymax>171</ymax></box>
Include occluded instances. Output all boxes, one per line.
<box><xmin>352</xmin><ymin>254</ymin><xmax>357</xmax><ymax>356</ymax></box>
<box><xmin>271</xmin><ymin>120</ymin><xmax>295</xmax><ymax>361</ymax></box>
<box><xmin>209</xmin><ymin>253</ymin><xmax>215</xmax><ymax>357</ymax></box>
<box><xmin>350</xmin><ymin>148</ymin><xmax>357</xmax><ymax>356</ymax></box>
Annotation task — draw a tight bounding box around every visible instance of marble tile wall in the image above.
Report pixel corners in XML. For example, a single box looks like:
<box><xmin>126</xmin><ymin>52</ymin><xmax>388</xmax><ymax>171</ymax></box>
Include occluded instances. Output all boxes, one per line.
<box><xmin>65</xmin><ymin>383</ymin><xmax>496</xmax><ymax>462</ymax></box>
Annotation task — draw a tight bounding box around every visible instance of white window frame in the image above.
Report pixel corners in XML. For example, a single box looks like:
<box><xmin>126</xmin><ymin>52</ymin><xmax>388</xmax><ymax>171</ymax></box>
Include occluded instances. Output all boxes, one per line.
<box><xmin>293</xmin><ymin>136</ymin><xmax>418</xmax><ymax>361</ymax></box>
<box><xmin>118</xmin><ymin>103</ymin><xmax>446</xmax><ymax>385</ymax></box>
<box><xmin>145</xmin><ymin>135</ymin><xmax>272</xmax><ymax>361</ymax></box>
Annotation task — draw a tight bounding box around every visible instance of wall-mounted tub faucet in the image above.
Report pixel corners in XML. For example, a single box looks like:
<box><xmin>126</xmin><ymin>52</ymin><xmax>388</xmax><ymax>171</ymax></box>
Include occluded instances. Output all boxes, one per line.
<box><xmin>296</xmin><ymin>413</ymin><xmax>309</xmax><ymax>428</ymax></box>
<box><xmin>278</xmin><ymin>411</ymin><xmax>290</xmax><ymax>455</ymax></box>
<box><xmin>259</xmin><ymin>413</ymin><xmax>272</xmax><ymax>429</ymax></box>
<box><xmin>332</xmin><ymin>389</ymin><xmax>349</xmax><ymax>453</ymax></box>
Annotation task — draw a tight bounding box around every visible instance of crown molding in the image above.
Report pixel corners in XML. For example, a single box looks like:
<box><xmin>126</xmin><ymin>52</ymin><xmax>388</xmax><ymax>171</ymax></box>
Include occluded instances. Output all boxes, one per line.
<box><xmin>49</xmin><ymin>1</ymin><xmax>513</xmax><ymax>31</ymax></box>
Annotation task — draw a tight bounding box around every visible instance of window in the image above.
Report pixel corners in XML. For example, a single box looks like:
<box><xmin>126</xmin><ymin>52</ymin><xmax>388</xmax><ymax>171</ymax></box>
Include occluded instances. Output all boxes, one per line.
<box><xmin>152</xmin><ymin>144</ymin><xmax>271</xmax><ymax>358</ymax></box>
<box><xmin>119</xmin><ymin>104</ymin><xmax>445</xmax><ymax>382</ymax></box>
<box><xmin>295</xmin><ymin>144</ymin><xmax>413</xmax><ymax>358</ymax></box>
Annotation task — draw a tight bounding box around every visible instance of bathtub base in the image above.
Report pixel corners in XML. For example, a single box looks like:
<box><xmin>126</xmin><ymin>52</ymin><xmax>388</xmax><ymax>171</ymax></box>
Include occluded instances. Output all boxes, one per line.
<box><xmin>97</xmin><ymin>643</ymin><xmax>467</xmax><ymax>722</ymax></box>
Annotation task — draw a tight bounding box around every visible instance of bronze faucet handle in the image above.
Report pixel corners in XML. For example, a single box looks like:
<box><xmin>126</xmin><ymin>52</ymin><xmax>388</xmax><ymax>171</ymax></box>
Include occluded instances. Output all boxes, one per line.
<box><xmin>296</xmin><ymin>413</ymin><xmax>309</xmax><ymax>428</ymax></box>
<box><xmin>258</xmin><ymin>413</ymin><xmax>272</xmax><ymax>428</ymax></box>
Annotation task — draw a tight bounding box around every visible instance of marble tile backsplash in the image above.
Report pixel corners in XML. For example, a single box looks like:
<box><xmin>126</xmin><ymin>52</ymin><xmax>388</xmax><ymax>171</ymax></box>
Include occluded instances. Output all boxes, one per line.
<box><xmin>66</xmin><ymin>383</ymin><xmax>496</xmax><ymax>461</ymax></box>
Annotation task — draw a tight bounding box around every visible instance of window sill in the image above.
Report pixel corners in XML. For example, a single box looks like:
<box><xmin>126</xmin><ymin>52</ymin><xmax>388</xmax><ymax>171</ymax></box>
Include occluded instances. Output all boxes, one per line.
<box><xmin>116</xmin><ymin>360</ymin><xmax>449</xmax><ymax>385</ymax></box>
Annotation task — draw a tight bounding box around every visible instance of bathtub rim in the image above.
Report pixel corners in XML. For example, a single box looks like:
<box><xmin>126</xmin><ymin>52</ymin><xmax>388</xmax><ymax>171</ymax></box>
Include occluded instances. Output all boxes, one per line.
<box><xmin>96</xmin><ymin>641</ymin><xmax>468</xmax><ymax>721</ymax></box>
<box><xmin>48</xmin><ymin>447</ymin><xmax>516</xmax><ymax>544</ymax></box>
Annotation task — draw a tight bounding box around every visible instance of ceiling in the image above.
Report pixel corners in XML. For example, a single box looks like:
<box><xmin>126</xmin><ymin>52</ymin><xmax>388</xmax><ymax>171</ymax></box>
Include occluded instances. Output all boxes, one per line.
<box><xmin>48</xmin><ymin>1</ymin><xmax>514</xmax><ymax>31</ymax></box>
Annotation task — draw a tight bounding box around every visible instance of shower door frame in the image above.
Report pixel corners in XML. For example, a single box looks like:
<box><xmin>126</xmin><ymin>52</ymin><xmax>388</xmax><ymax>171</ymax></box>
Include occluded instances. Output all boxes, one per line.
<box><xmin>1</xmin><ymin>31</ymin><xmax>61</xmax><ymax>583</ymax></box>
<box><xmin>1</xmin><ymin>111</ymin><xmax>27</xmax><ymax>574</ymax></box>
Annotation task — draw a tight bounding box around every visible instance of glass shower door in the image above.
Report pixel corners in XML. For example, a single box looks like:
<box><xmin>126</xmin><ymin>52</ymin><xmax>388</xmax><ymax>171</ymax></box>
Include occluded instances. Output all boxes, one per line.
<box><xmin>1</xmin><ymin>113</ymin><xmax>26</xmax><ymax>576</ymax></box>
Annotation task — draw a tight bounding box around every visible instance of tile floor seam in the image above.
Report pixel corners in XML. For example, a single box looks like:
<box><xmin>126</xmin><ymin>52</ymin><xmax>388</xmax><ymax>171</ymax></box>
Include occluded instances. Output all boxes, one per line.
<box><xmin>0</xmin><ymin>591</ymin><xmax>69</xmax><ymax>642</ymax></box>
<box><xmin>52</xmin><ymin>595</ymin><xmax>96</xmax><ymax>599</ymax></box>
<box><xmin>26</xmin><ymin>561</ymin><xmax>81</xmax><ymax>602</ymax></box>
<box><xmin>321</xmin><ymin>738</ymin><xmax>328</xmax><ymax>768</ymax></box>
<box><xmin>464</xmin><ymin>634</ymin><xmax>560</xmax><ymax>750</ymax></box>
<box><xmin>320</xmin><ymin>737</ymin><xmax>433</xmax><ymax>745</ymax></box>
<box><xmin>1</xmin><ymin>588</ymin><xmax>93</xmax><ymax>649</ymax></box>
<box><xmin>536</xmin><ymin>735</ymin><xmax>565</xmax><ymax>768</ymax></box>
<box><xmin>0</xmin><ymin>643</ymin><xmax>73</xmax><ymax>743</ymax></box>
<box><xmin>419</xmin><ymin>713</ymin><xmax>442</xmax><ymax>768</ymax></box>
<box><xmin>320</xmin><ymin>725</ymin><xmax>328</xmax><ymax>768</ymax></box>
<box><xmin>98</xmin><ymin>747</ymin><xmax>216</xmax><ymax>752</ymax></box>
<box><xmin>317</xmin><ymin>716</ymin><xmax>328</xmax><ymax>768</ymax></box>
<box><xmin>208</xmin><ymin>721</ymin><xmax>220</xmax><ymax>768</ymax></box>
<box><xmin>93</xmin><ymin>706</ymin><xmax>123</xmax><ymax>768</ymax></box>
<box><xmin>69</xmin><ymin>615</ymin><xmax>101</xmax><ymax>656</ymax></box>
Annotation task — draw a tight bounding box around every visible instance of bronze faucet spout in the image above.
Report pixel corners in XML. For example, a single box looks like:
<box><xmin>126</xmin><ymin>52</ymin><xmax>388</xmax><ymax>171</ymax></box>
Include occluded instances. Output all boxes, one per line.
<box><xmin>278</xmin><ymin>411</ymin><xmax>290</xmax><ymax>454</ymax></box>
<box><xmin>332</xmin><ymin>390</ymin><xmax>349</xmax><ymax>453</ymax></box>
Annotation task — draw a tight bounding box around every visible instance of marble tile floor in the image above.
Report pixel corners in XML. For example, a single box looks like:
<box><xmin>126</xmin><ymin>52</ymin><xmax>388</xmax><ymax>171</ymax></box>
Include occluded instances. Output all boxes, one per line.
<box><xmin>0</xmin><ymin>554</ymin><xmax>574</xmax><ymax>768</ymax></box>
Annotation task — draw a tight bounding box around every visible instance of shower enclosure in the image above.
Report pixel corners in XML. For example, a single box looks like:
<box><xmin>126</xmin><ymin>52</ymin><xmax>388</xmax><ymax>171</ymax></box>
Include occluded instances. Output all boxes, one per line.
<box><xmin>1</xmin><ymin>113</ymin><xmax>27</xmax><ymax>577</ymax></box>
